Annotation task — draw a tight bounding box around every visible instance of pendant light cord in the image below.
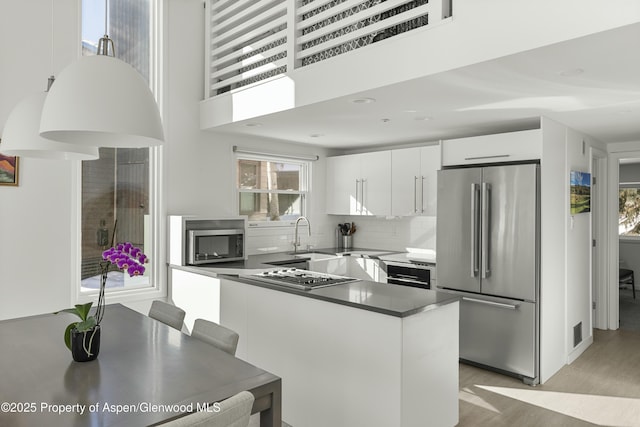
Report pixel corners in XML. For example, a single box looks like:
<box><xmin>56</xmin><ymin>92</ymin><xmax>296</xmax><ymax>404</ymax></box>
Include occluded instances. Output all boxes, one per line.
<box><xmin>97</xmin><ymin>0</ymin><xmax>115</xmax><ymax>57</ymax></box>
<box><xmin>48</xmin><ymin>0</ymin><xmax>55</xmax><ymax>90</ymax></box>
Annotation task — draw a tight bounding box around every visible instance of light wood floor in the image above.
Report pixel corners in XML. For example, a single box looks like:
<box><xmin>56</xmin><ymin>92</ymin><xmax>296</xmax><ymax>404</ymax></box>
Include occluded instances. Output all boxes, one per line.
<box><xmin>458</xmin><ymin>328</ymin><xmax>640</xmax><ymax>426</ymax></box>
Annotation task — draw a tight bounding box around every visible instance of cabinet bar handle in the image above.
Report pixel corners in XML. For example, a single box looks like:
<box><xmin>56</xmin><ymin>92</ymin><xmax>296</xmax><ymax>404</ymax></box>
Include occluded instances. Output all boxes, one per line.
<box><xmin>464</xmin><ymin>154</ymin><xmax>510</xmax><ymax>161</ymax></box>
<box><xmin>421</xmin><ymin>175</ymin><xmax>426</xmax><ymax>213</ymax></box>
<box><xmin>414</xmin><ymin>176</ymin><xmax>418</xmax><ymax>213</ymax></box>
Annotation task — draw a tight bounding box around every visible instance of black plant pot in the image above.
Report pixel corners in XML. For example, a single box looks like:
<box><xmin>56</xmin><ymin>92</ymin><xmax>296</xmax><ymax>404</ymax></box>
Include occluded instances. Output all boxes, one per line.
<box><xmin>71</xmin><ymin>326</ymin><xmax>101</xmax><ymax>362</ymax></box>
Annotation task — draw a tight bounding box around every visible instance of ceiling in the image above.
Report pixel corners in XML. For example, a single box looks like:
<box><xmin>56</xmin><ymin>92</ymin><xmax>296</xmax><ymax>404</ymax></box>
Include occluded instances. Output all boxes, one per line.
<box><xmin>210</xmin><ymin>22</ymin><xmax>640</xmax><ymax>150</ymax></box>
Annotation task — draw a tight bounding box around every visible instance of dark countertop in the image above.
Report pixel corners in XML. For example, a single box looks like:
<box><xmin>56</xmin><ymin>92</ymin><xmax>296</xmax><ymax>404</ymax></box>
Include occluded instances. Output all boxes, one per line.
<box><xmin>236</xmin><ymin>275</ymin><xmax>458</xmax><ymax>318</ymax></box>
<box><xmin>169</xmin><ymin>248</ymin><xmax>457</xmax><ymax>318</ymax></box>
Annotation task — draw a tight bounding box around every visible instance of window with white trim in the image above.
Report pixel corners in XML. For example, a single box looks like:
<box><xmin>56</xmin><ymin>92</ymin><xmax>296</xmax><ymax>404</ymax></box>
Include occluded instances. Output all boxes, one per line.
<box><xmin>79</xmin><ymin>0</ymin><xmax>160</xmax><ymax>293</ymax></box>
<box><xmin>236</xmin><ymin>154</ymin><xmax>310</xmax><ymax>225</ymax></box>
<box><xmin>620</xmin><ymin>187</ymin><xmax>640</xmax><ymax>237</ymax></box>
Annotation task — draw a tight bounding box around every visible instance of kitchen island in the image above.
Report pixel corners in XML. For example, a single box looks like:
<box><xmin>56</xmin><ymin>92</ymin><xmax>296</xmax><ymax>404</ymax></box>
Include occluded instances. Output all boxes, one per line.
<box><xmin>169</xmin><ymin>254</ymin><xmax>458</xmax><ymax>427</ymax></box>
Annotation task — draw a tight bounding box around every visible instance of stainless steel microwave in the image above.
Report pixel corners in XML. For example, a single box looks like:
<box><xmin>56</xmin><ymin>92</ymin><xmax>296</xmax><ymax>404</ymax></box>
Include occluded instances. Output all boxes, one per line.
<box><xmin>187</xmin><ymin>229</ymin><xmax>245</xmax><ymax>265</ymax></box>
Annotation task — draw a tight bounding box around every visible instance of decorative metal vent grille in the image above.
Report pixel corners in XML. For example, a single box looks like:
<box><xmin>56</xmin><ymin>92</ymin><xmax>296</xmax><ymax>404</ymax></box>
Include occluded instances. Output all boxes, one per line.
<box><xmin>300</xmin><ymin>0</ymin><xmax>383</xmax><ymax>66</ymax></box>
<box><xmin>300</xmin><ymin>0</ymin><xmax>430</xmax><ymax>66</ymax></box>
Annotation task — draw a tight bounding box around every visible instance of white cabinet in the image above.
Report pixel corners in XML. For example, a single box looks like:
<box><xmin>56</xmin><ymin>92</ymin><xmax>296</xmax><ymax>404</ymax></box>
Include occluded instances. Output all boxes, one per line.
<box><xmin>391</xmin><ymin>144</ymin><xmax>441</xmax><ymax>216</ymax></box>
<box><xmin>169</xmin><ymin>268</ymin><xmax>220</xmax><ymax>332</ymax></box>
<box><xmin>442</xmin><ymin>128</ymin><xmax>542</xmax><ymax>166</ymax></box>
<box><xmin>326</xmin><ymin>151</ymin><xmax>391</xmax><ymax>216</ymax></box>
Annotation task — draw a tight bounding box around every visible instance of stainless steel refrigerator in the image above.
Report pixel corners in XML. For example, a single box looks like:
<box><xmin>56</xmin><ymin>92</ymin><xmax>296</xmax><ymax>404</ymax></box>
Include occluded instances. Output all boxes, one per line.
<box><xmin>436</xmin><ymin>162</ymin><xmax>539</xmax><ymax>385</ymax></box>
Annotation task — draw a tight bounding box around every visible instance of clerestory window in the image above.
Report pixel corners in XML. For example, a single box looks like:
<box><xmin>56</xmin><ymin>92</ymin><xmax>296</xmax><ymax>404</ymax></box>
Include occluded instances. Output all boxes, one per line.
<box><xmin>79</xmin><ymin>0</ymin><xmax>160</xmax><ymax>294</ymax></box>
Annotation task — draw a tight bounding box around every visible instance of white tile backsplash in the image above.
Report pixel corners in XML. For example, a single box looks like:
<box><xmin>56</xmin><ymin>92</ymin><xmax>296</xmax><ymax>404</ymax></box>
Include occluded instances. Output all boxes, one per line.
<box><xmin>245</xmin><ymin>215</ymin><xmax>335</xmax><ymax>255</ymax></box>
<box><xmin>337</xmin><ymin>216</ymin><xmax>437</xmax><ymax>252</ymax></box>
<box><xmin>245</xmin><ymin>215</ymin><xmax>437</xmax><ymax>255</ymax></box>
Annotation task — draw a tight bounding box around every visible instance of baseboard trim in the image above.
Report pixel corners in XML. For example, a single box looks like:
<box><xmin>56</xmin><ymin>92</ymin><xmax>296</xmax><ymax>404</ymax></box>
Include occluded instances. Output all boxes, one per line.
<box><xmin>567</xmin><ymin>334</ymin><xmax>594</xmax><ymax>364</ymax></box>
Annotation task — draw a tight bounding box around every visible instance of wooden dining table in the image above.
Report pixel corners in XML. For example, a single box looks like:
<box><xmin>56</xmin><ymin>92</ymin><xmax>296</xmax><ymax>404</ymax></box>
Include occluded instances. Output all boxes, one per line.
<box><xmin>0</xmin><ymin>303</ymin><xmax>281</xmax><ymax>426</ymax></box>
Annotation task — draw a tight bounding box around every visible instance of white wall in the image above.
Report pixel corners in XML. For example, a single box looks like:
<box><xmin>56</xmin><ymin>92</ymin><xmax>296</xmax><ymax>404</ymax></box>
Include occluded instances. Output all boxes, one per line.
<box><xmin>539</xmin><ymin>118</ymin><xmax>569</xmax><ymax>383</ymax></box>
<box><xmin>202</xmin><ymin>0</ymin><xmax>640</xmax><ymax>128</ymax></box>
<box><xmin>565</xmin><ymin>129</ymin><xmax>601</xmax><ymax>363</ymax></box>
<box><xmin>539</xmin><ymin>118</ymin><xmax>606</xmax><ymax>379</ymax></box>
<box><xmin>0</xmin><ymin>0</ymin><xmax>79</xmax><ymax>320</ymax></box>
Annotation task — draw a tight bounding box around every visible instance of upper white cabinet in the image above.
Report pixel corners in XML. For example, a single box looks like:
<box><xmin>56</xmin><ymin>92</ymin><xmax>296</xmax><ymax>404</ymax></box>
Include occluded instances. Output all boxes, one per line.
<box><xmin>326</xmin><ymin>151</ymin><xmax>391</xmax><ymax>216</ymax></box>
<box><xmin>442</xmin><ymin>129</ymin><xmax>542</xmax><ymax>166</ymax></box>
<box><xmin>391</xmin><ymin>145</ymin><xmax>441</xmax><ymax>216</ymax></box>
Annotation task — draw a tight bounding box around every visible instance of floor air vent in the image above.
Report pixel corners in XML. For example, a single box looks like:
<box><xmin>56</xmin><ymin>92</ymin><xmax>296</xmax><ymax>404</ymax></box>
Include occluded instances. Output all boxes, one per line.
<box><xmin>573</xmin><ymin>322</ymin><xmax>583</xmax><ymax>347</ymax></box>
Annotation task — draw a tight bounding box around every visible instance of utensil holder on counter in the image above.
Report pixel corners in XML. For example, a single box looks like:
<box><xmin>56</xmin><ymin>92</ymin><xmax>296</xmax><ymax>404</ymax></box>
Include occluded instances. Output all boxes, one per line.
<box><xmin>342</xmin><ymin>235</ymin><xmax>352</xmax><ymax>250</ymax></box>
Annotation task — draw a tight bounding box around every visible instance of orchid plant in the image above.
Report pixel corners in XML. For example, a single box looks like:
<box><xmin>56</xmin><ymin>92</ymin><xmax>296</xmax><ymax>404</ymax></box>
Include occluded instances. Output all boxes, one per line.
<box><xmin>56</xmin><ymin>231</ymin><xmax>148</xmax><ymax>356</ymax></box>
<box><xmin>93</xmin><ymin>241</ymin><xmax>148</xmax><ymax>325</ymax></box>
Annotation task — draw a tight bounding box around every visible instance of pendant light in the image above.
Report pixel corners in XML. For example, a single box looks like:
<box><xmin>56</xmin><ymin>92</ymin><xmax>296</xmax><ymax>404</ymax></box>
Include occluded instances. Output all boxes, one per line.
<box><xmin>39</xmin><ymin>0</ymin><xmax>164</xmax><ymax>148</ymax></box>
<box><xmin>0</xmin><ymin>0</ymin><xmax>99</xmax><ymax>160</ymax></box>
<box><xmin>1</xmin><ymin>77</ymin><xmax>99</xmax><ymax>160</ymax></box>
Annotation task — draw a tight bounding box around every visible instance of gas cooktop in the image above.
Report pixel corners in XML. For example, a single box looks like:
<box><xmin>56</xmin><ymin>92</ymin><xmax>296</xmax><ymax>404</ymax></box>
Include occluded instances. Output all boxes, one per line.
<box><xmin>239</xmin><ymin>268</ymin><xmax>357</xmax><ymax>291</ymax></box>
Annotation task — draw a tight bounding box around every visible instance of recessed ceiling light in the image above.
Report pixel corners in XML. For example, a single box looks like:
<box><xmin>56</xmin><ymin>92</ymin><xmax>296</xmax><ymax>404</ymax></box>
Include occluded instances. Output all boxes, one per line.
<box><xmin>414</xmin><ymin>116</ymin><xmax>433</xmax><ymax>121</ymax></box>
<box><xmin>559</xmin><ymin>68</ymin><xmax>584</xmax><ymax>77</ymax></box>
<box><xmin>244</xmin><ymin>123</ymin><xmax>262</xmax><ymax>127</ymax></box>
<box><xmin>381</xmin><ymin>118</ymin><xmax>391</xmax><ymax>123</ymax></box>
<box><xmin>403</xmin><ymin>109</ymin><xmax>419</xmax><ymax>113</ymax></box>
<box><xmin>351</xmin><ymin>97</ymin><xmax>376</xmax><ymax>104</ymax></box>
<box><xmin>309</xmin><ymin>133</ymin><xmax>324</xmax><ymax>138</ymax></box>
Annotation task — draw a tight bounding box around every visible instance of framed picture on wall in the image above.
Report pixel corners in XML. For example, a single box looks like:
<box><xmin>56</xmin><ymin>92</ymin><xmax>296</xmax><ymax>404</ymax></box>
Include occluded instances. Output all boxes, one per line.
<box><xmin>570</xmin><ymin>170</ymin><xmax>590</xmax><ymax>214</ymax></box>
<box><xmin>0</xmin><ymin>151</ymin><xmax>19</xmax><ymax>186</ymax></box>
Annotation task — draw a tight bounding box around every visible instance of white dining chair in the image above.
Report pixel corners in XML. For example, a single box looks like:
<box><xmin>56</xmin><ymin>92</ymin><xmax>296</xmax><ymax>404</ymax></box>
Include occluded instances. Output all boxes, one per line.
<box><xmin>160</xmin><ymin>390</ymin><xmax>254</xmax><ymax>427</ymax></box>
<box><xmin>148</xmin><ymin>300</ymin><xmax>186</xmax><ymax>331</ymax></box>
<box><xmin>191</xmin><ymin>318</ymin><xmax>239</xmax><ymax>356</ymax></box>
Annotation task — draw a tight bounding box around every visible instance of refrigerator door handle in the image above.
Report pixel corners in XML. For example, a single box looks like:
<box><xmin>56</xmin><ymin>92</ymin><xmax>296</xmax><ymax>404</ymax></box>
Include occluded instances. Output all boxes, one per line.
<box><xmin>463</xmin><ymin>296</ymin><xmax>519</xmax><ymax>310</ymax></box>
<box><xmin>471</xmin><ymin>183</ymin><xmax>480</xmax><ymax>277</ymax></box>
<box><xmin>481</xmin><ymin>182</ymin><xmax>491</xmax><ymax>279</ymax></box>
<box><xmin>414</xmin><ymin>176</ymin><xmax>419</xmax><ymax>213</ymax></box>
<box><xmin>421</xmin><ymin>175</ymin><xmax>426</xmax><ymax>213</ymax></box>
<box><xmin>361</xmin><ymin>179</ymin><xmax>366</xmax><ymax>214</ymax></box>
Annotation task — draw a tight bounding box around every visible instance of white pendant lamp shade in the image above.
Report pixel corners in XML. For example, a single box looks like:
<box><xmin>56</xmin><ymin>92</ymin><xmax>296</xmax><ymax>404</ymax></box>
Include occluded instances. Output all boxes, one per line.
<box><xmin>39</xmin><ymin>55</ymin><xmax>164</xmax><ymax>148</ymax></box>
<box><xmin>1</xmin><ymin>91</ymin><xmax>99</xmax><ymax>160</ymax></box>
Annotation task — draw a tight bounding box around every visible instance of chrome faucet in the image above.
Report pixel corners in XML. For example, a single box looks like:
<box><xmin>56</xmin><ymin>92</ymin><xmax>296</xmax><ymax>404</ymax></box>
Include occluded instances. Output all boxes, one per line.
<box><xmin>293</xmin><ymin>216</ymin><xmax>311</xmax><ymax>253</ymax></box>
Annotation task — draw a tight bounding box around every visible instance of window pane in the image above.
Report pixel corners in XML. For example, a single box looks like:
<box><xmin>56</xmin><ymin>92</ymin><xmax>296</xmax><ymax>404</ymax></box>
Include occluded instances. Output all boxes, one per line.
<box><xmin>239</xmin><ymin>192</ymin><xmax>302</xmax><ymax>221</ymax></box>
<box><xmin>237</xmin><ymin>159</ymin><xmax>301</xmax><ymax>191</ymax></box>
<box><xmin>620</xmin><ymin>188</ymin><xmax>640</xmax><ymax>236</ymax></box>
<box><xmin>81</xmin><ymin>0</ymin><xmax>152</xmax><ymax>290</ymax></box>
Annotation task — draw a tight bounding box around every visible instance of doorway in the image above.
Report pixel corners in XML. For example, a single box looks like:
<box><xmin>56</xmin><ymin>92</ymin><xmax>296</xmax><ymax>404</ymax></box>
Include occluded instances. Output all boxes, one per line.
<box><xmin>617</xmin><ymin>158</ymin><xmax>640</xmax><ymax>331</ymax></box>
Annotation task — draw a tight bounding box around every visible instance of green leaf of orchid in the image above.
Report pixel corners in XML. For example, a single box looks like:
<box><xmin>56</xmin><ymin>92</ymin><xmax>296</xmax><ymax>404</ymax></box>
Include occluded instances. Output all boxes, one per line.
<box><xmin>64</xmin><ymin>323</ymin><xmax>75</xmax><ymax>351</ymax></box>
<box><xmin>75</xmin><ymin>317</ymin><xmax>97</xmax><ymax>332</ymax></box>
<box><xmin>54</xmin><ymin>308</ymin><xmax>82</xmax><ymax>317</ymax></box>
<box><xmin>74</xmin><ymin>303</ymin><xmax>93</xmax><ymax>321</ymax></box>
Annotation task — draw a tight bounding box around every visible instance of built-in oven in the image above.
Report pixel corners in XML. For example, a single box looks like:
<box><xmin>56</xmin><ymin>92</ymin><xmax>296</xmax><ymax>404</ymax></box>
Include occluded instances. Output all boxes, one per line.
<box><xmin>385</xmin><ymin>261</ymin><xmax>435</xmax><ymax>289</ymax></box>
<box><xmin>187</xmin><ymin>229</ymin><xmax>245</xmax><ymax>265</ymax></box>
